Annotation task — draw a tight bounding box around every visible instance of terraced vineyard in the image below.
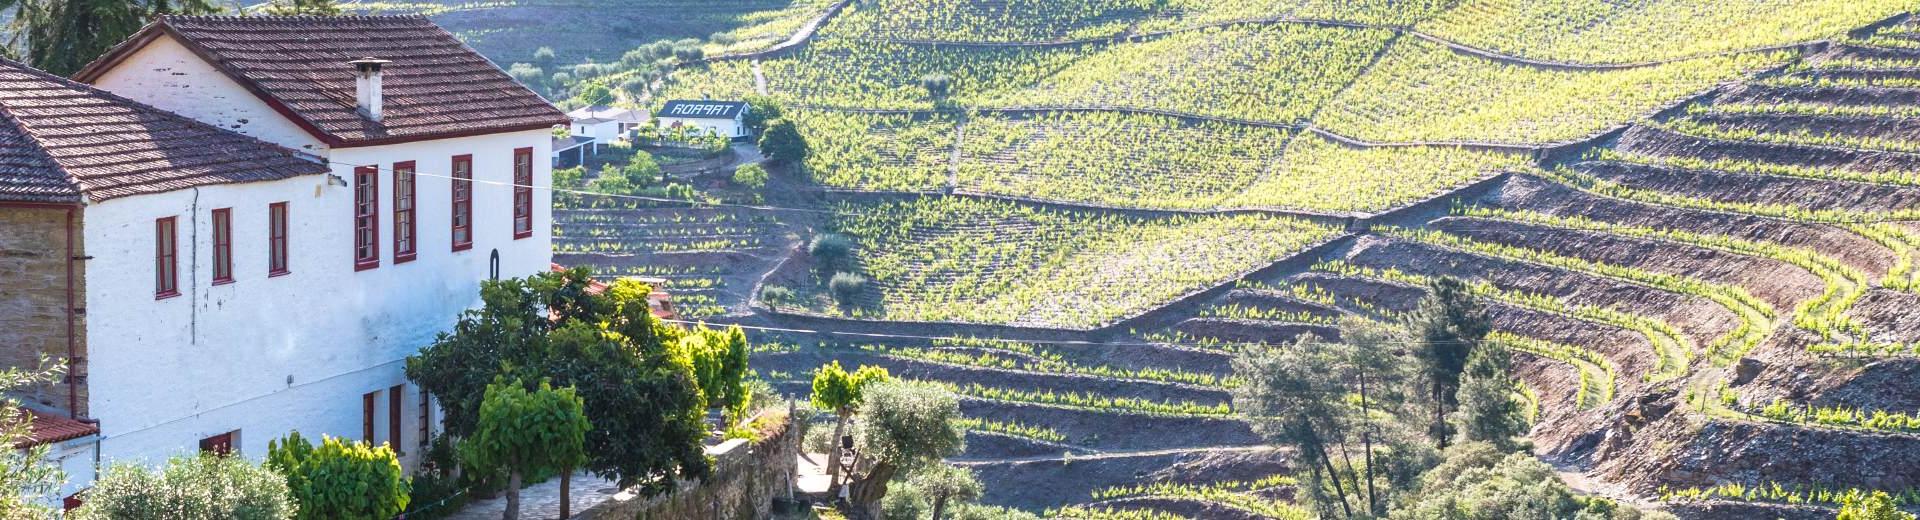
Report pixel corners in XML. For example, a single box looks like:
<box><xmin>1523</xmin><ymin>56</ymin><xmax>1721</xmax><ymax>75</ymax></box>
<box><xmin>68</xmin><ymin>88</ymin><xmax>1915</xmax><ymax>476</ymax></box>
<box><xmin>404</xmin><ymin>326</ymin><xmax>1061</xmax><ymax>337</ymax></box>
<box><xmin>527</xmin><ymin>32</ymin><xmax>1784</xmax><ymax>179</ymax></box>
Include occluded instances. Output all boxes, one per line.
<box><xmin>533</xmin><ymin>0</ymin><xmax>1920</xmax><ymax>517</ymax></box>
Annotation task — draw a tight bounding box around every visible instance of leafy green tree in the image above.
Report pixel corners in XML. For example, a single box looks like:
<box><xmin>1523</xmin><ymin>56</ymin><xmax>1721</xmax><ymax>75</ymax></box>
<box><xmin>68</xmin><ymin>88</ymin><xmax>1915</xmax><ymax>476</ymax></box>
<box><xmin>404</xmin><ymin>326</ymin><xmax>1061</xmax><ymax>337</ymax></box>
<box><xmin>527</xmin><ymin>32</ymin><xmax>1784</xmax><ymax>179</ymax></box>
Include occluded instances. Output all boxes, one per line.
<box><xmin>0</xmin><ymin>360</ymin><xmax>65</xmax><ymax>518</ymax></box>
<box><xmin>1408</xmin><ymin>277</ymin><xmax>1492</xmax><ymax>448</ymax></box>
<box><xmin>573</xmin><ymin>82</ymin><xmax>613</xmax><ymax>106</ymax></box>
<box><xmin>260</xmin><ymin>0</ymin><xmax>338</xmax><ymax>15</ymax></box>
<box><xmin>532</xmin><ymin>47</ymin><xmax>556</xmax><ymax>70</ymax></box>
<box><xmin>460</xmin><ymin>378</ymin><xmax>591</xmax><ymax>520</ymax></box>
<box><xmin>406</xmin><ymin>268</ymin><xmax>709</xmax><ymax>490</ymax></box>
<box><xmin>1449</xmin><ymin>341</ymin><xmax>1527</xmax><ymax>450</ymax></box>
<box><xmin>733</xmin><ymin>163</ymin><xmax>769</xmax><ymax>189</ymax></box>
<box><xmin>811</xmin><ymin>361</ymin><xmax>891</xmax><ymax>495</ymax></box>
<box><xmin>265</xmin><ymin>432</ymin><xmax>409</xmax><ymax>520</ymax></box>
<box><xmin>845</xmin><ymin>381</ymin><xmax>967</xmax><ymax>518</ymax></box>
<box><xmin>4</xmin><ymin>0</ymin><xmax>217</xmax><ymax>75</ymax></box>
<box><xmin>758</xmin><ymin>118</ymin><xmax>808</xmax><ymax>165</ymax></box>
<box><xmin>553</xmin><ymin>166</ymin><xmax>585</xmax><ymax>191</ymax></box>
<box><xmin>1839</xmin><ymin>491</ymin><xmax>1918</xmax><ymax>520</ymax></box>
<box><xmin>73</xmin><ymin>454</ymin><xmax>295</xmax><ymax>520</ymax></box>
<box><xmin>919</xmin><ymin>73</ymin><xmax>953</xmax><ymax>99</ymax></box>
<box><xmin>911</xmin><ymin>464</ymin><xmax>984</xmax><ymax>520</ymax></box>
<box><xmin>742</xmin><ymin>95</ymin><xmax>785</xmax><ymax>134</ymax></box>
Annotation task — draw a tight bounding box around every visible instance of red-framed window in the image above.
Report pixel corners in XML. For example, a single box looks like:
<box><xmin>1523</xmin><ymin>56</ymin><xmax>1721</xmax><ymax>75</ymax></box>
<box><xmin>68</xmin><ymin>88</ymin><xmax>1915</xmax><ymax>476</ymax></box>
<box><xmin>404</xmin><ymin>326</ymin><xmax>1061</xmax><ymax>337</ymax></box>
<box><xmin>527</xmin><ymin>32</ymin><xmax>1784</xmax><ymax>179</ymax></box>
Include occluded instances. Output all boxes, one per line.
<box><xmin>393</xmin><ymin>161</ymin><xmax>417</xmax><ymax>263</ymax></box>
<box><xmin>268</xmin><ymin>202</ymin><xmax>290</xmax><ymax>276</ymax></box>
<box><xmin>418</xmin><ymin>388</ymin><xmax>433</xmax><ymax>451</ymax></box>
<box><xmin>451</xmin><ymin>155</ymin><xmax>473</xmax><ymax>252</ymax></box>
<box><xmin>512</xmin><ymin>147</ymin><xmax>533</xmax><ymax>239</ymax></box>
<box><xmin>388</xmin><ymin>384</ymin><xmax>405</xmax><ymax>453</ymax></box>
<box><xmin>353</xmin><ymin>166</ymin><xmax>380</xmax><ymax>271</ymax></box>
<box><xmin>155</xmin><ymin>217</ymin><xmax>178</xmax><ymax>299</ymax></box>
<box><xmin>211</xmin><ymin>208</ymin><xmax>233</xmax><ymax>285</ymax></box>
<box><xmin>199</xmin><ymin>431</ymin><xmax>235</xmax><ymax>456</ymax></box>
<box><xmin>363</xmin><ymin>391</ymin><xmax>378</xmax><ymax>443</ymax></box>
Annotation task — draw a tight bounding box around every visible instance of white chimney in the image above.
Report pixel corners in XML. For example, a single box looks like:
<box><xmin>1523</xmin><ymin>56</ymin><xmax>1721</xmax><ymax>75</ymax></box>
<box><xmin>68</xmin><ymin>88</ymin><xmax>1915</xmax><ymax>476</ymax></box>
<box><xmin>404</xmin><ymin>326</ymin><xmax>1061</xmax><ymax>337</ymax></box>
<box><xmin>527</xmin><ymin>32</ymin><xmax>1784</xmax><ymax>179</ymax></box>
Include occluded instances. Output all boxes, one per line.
<box><xmin>349</xmin><ymin>57</ymin><xmax>392</xmax><ymax>122</ymax></box>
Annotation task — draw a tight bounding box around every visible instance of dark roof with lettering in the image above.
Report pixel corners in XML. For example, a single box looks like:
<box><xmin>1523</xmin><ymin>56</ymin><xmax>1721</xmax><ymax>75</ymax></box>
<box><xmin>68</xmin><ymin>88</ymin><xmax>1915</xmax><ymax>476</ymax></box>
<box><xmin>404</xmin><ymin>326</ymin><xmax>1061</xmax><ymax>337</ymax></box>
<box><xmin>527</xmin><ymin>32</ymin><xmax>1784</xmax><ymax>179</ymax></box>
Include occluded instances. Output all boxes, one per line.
<box><xmin>0</xmin><ymin>57</ymin><xmax>327</xmax><ymax>203</ymax></box>
<box><xmin>73</xmin><ymin>15</ymin><xmax>569</xmax><ymax>148</ymax></box>
<box><xmin>658</xmin><ymin>100</ymin><xmax>747</xmax><ymax>120</ymax></box>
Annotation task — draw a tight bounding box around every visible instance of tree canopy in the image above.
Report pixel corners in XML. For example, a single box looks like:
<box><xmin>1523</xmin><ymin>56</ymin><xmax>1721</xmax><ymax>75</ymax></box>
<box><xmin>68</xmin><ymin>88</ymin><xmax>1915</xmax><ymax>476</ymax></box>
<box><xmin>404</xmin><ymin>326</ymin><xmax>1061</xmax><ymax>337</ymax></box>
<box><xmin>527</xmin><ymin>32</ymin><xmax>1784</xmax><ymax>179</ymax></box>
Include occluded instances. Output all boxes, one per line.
<box><xmin>3</xmin><ymin>0</ymin><xmax>218</xmax><ymax>76</ymax></box>
<box><xmin>461</xmin><ymin>378</ymin><xmax>591</xmax><ymax>520</ymax></box>
<box><xmin>405</xmin><ymin>267</ymin><xmax>709</xmax><ymax>489</ymax></box>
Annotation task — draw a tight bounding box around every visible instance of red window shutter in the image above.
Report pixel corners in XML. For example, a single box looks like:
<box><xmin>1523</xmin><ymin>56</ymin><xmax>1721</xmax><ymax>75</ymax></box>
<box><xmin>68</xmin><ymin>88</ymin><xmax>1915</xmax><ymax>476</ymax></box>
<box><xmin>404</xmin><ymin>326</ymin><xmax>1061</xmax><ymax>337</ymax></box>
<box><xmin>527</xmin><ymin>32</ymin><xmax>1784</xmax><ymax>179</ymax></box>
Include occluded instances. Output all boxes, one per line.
<box><xmin>268</xmin><ymin>202</ymin><xmax>290</xmax><ymax>276</ymax></box>
<box><xmin>512</xmin><ymin>147</ymin><xmax>533</xmax><ymax>239</ymax></box>
<box><xmin>363</xmin><ymin>391</ymin><xmax>377</xmax><ymax>443</ymax></box>
<box><xmin>211</xmin><ymin>208</ymin><xmax>233</xmax><ymax>285</ymax></box>
<box><xmin>393</xmin><ymin>161</ymin><xmax>417</xmax><ymax>263</ymax></box>
<box><xmin>354</xmin><ymin>166</ymin><xmax>380</xmax><ymax>271</ymax></box>
<box><xmin>155</xmin><ymin>217</ymin><xmax>178</xmax><ymax>299</ymax></box>
<box><xmin>451</xmin><ymin>155</ymin><xmax>474</xmax><ymax>251</ymax></box>
<box><xmin>388</xmin><ymin>384</ymin><xmax>404</xmax><ymax>453</ymax></box>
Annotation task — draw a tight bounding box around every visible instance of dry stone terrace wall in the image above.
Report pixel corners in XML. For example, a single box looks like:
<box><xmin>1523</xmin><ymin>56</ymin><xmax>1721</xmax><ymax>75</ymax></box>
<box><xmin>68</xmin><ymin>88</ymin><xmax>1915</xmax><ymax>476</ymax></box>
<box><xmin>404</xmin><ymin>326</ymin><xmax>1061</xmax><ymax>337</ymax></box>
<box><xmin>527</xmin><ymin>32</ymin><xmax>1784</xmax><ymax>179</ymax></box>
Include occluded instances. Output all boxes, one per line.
<box><xmin>0</xmin><ymin>205</ymin><xmax>83</xmax><ymax>415</ymax></box>
<box><xmin>576</xmin><ymin>409</ymin><xmax>799</xmax><ymax>519</ymax></box>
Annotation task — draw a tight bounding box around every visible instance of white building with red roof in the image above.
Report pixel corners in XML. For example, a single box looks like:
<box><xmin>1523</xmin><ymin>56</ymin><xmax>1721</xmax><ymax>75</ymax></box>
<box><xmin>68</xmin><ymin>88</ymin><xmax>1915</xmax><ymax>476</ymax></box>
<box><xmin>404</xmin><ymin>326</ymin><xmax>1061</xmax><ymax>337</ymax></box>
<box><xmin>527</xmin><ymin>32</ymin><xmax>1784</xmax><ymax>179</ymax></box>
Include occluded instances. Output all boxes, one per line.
<box><xmin>0</xmin><ymin>15</ymin><xmax>565</xmax><ymax>507</ymax></box>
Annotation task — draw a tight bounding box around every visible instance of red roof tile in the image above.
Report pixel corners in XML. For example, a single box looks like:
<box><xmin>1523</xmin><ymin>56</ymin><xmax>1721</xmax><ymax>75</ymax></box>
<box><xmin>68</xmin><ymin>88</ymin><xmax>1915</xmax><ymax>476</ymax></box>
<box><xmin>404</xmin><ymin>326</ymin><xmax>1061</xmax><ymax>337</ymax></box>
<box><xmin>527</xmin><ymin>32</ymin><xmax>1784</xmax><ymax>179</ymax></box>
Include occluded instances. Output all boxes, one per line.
<box><xmin>11</xmin><ymin>408</ymin><xmax>98</xmax><ymax>448</ymax></box>
<box><xmin>77</xmin><ymin>15</ymin><xmax>569</xmax><ymax>147</ymax></box>
<box><xmin>0</xmin><ymin>58</ymin><xmax>328</xmax><ymax>203</ymax></box>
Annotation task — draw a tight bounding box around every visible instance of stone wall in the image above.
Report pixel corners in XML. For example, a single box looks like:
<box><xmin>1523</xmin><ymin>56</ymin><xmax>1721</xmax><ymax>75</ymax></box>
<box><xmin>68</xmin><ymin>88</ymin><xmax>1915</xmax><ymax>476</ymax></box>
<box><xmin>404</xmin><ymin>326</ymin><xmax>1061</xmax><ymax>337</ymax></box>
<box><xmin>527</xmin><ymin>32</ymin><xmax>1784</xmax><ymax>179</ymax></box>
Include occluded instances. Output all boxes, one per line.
<box><xmin>579</xmin><ymin>408</ymin><xmax>800</xmax><ymax>520</ymax></box>
<box><xmin>0</xmin><ymin>204</ymin><xmax>84</xmax><ymax>415</ymax></box>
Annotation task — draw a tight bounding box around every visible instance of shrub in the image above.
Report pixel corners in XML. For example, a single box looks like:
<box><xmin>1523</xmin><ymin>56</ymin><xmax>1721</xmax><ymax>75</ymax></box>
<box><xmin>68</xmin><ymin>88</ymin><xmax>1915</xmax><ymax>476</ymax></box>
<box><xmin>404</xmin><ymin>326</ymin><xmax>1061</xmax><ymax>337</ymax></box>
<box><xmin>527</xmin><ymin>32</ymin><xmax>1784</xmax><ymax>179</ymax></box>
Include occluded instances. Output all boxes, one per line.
<box><xmin>920</xmin><ymin>73</ymin><xmax>953</xmax><ymax>98</ymax></box>
<box><xmin>73</xmin><ymin>454</ymin><xmax>296</xmax><ymax>520</ymax></box>
<box><xmin>829</xmin><ymin>272</ymin><xmax>867</xmax><ymax>307</ymax></box>
<box><xmin>266</xmin><ymin>431</ymin><xmax>410</xmax><ymax>520</ymax></box>
<box><xmin>810</xmin><ymin>233</ymin><xmax>854</xmax><ymax>272</ymax></box>
<box><xmin>759</xmin><ymin>118</ymin><xmax>809</xmax><ymax>165</ymax></box>
<box><xmin>733</xmin><ymin>163</ymin><xmax>769</xmax><ymax>189</ymax></box>
<box><xmin>761</xmin><ymin>285</ymin><xmax>796</xmax><ymax>309</ymax></box>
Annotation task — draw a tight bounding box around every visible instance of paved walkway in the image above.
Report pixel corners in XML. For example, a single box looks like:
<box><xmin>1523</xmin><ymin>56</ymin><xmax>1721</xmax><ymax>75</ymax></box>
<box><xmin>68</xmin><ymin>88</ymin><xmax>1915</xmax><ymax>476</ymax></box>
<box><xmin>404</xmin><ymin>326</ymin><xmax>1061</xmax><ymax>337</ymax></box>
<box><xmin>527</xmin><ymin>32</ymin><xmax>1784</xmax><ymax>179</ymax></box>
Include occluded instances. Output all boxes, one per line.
<box><xmin>445</xmin><ymin>471</ymin><xmax>623</xmax><ymax>520</ymax></box>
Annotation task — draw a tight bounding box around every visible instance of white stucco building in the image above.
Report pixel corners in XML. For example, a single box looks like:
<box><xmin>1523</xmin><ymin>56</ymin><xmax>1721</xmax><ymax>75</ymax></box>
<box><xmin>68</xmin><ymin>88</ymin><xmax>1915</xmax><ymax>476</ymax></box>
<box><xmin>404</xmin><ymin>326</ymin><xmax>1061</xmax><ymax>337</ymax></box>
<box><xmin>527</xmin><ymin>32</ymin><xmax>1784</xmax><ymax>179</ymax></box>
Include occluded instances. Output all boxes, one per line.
<box><xmin>0</xmin><ymin>15</ymin><xmax>565</xmax><ymax>509</ymax></box>
<box><xmin>656</xmin><ymin>99</ymin><xmax>751</xmax><ymax>140</ymax></box>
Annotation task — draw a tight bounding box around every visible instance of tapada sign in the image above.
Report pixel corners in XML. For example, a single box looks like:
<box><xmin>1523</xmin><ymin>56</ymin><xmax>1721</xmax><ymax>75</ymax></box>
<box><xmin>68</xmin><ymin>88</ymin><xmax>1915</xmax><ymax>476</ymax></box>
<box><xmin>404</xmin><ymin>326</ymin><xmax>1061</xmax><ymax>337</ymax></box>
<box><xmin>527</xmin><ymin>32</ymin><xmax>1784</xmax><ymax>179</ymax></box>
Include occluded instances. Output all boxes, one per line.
<box><xmin>660</xmin><ymin>100</ymin><xmax>745</xmax><ymax>119</ymax></box>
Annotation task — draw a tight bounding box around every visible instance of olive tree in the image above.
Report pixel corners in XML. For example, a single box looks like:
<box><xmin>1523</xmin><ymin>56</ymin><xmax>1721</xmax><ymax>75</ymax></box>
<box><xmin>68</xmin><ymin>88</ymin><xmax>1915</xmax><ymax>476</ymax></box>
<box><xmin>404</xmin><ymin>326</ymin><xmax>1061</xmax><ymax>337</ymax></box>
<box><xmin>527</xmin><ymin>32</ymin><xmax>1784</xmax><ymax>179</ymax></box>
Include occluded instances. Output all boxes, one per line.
<box><xmin>845</xmin><ymin>381</ymin><xmax>966</xmax><ymax>518</ymax></box>
<box><xmin>0</xmin><ymin>360</ymin><xmax>65</xmax><ymax>518</ymax></box>
<box><xmin>73</xmin><ymin>455</ymin><xmax>295</xmax><ymax>520</ymax></box>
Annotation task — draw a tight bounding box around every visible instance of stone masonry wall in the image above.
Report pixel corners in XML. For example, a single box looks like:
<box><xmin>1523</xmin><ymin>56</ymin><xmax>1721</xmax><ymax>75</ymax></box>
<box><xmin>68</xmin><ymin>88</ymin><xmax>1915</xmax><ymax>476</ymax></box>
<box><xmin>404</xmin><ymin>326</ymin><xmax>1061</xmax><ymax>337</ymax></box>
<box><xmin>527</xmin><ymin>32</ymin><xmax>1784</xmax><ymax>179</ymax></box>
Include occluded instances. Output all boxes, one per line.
<box><xmin>0</xmin><ymin>205</ymin><xmax>84</xmax><ymax>415</ymax></box>
<box><xmin>579</xmin><ymin>408</ymin><xmax>800</xmax><ymax>520</ymax></box>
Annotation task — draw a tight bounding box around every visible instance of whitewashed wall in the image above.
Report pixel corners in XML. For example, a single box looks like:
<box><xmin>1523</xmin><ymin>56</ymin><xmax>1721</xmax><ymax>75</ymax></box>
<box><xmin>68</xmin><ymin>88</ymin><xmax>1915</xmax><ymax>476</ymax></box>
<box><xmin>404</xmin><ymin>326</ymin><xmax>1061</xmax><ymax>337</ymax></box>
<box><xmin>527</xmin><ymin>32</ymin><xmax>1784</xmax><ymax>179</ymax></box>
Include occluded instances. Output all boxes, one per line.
<box><xmin>86</xmin><ymin>34</ymin><xmax>329</xmax><ymax>155</ymax></box>
<box><xmin>81</xmin><ymin>128</ymin><xmax>553</xmax><ymax>471</ymax></box>
<box><xmin>658</xmin><ymin>116</ymin><xmax>746</xmax><ymax>139</ymax></box>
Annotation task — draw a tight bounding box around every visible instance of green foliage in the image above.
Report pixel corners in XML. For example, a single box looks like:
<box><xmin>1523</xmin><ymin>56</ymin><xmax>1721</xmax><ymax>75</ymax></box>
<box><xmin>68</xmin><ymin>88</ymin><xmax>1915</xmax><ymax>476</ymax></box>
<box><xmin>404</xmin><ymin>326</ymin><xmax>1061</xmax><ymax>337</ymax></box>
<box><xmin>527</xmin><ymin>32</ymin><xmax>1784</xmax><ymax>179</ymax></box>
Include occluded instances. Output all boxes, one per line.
<box><xmin>1392</xmin><ymin>443</ymin><xmax>1674</xmax><ymax>520</ymax></box>
<box><xmin>829</xmin><ymin>272</ymin><xmax>869</xmax><ymax>307</ymax></box>
<box><xmin>1841</xmin><ymin>491</ymin><xmax>1918</xmax><ymax>520</ymax></box>
<box><xmin>573</xmin><ymin>83</ymin><xmax>613</xmax><ymax>106</ymax></box>
<box><xmin>760</xmin><ymin>285</ymin><xmax>797</xmax><ymax>308</ymax></box>
<box><xmin>759</xmin><ymin>118</ymin><xmax>809</xmax><ymax>165</ymax></box>
<box><xmin>266</xmin><ymin>433</ymin><xmax>409</xmax><ymax>520</ymax></box>
<box><xmin>0</xmin><ymin>360</ymin><xmax>65</xmax><ymax>518</ymax></box>
<box><xmin>6</xmin><ymin>0</ymin><xmax>218</xmax><ymax>76</ymax></box>
<box><xmin>1449</xmin><ymin>342</ymin><xmax>1529</xmax><ymax>449</ymax></box>
<box><xmin>1409</xmin><ymin>276</ymin><xmax>1493</xmax><ymax>447</ymax></box>
<box><xmin>732</xmin><ymin>163</ymin><xmax>769</xmax><ymax>189</ymax></box>
<box><xmin>1421</xmin><ymin>0</ymin><xmax>1909</xmax><ymax>64</ymax></box>
<box><xmin>673</xmin><ymin>324</ymin><xmax>751</xmax><ymax>408</ymax></box>
<box><xmin>810</xmin><ymin>361</ymin><xmax>892</xmax><ymax>413</ymax></box>
<box><xmin>73</xmin><ymin>455</ymin><xmax>295</xmax><ymax>520</ymax></box>
<box><xmin>460</xmin><ymin>378</ymin><xmax>592</xmax><ymax>484</ymax></box>
<box><xmin>553</xmin><ymin>166</ymin><xmax>586</xmax><ymax>192</ymax></box>
<box><xmin>809</xmin><ymin>233</ymin><xmax>855</xmax><ymax>273</ymax></box>
<box><xmin>260</xmin><ymin>0</ymin><xmax>339</xmax><ymax>16</ymax></box>
<box><xmin>853</xmin><ymin>380</ymin><xmax>967</xmax><ymax>474</ymax></box>
<box><xmin>742</xmin><ymin>94</ymin><xmax>785</xmax><ymax>134</ymax></box>
<box><xmin>405</xmin><ymin>267</ymin><xmax>710</xmax><ymax>489</ymax></box>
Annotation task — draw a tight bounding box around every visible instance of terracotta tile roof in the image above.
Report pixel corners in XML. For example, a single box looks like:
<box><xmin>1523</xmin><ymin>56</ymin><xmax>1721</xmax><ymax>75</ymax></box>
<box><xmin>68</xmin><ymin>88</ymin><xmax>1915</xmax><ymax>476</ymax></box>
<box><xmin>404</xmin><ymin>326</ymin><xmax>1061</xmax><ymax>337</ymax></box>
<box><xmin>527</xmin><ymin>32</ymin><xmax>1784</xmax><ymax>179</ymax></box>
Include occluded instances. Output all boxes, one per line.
<box><xmin>11</xmin><ymin>408</ymin><xmax>98</xmax><ymax>448</ymax></box>
<box><xmin>78</xmin><ymin>15</ymin><xmax>569</xmax><ymax>147</ymax></box>
<box><xmin>0</xmin><ymin>58</ymin><xmax>328</xmax><ymax>203</ymax></box>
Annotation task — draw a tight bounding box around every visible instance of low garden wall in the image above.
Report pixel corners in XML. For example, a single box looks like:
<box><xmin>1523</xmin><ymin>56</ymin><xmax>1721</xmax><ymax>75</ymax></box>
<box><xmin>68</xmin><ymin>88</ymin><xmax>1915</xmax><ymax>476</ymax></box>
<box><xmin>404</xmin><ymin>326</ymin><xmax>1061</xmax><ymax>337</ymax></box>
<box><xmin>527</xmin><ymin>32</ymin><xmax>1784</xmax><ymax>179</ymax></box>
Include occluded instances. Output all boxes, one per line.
<box><xmin>577</xmin><ymin>408</ymin><xmax>800</xmax><ymax>520</ymax></box>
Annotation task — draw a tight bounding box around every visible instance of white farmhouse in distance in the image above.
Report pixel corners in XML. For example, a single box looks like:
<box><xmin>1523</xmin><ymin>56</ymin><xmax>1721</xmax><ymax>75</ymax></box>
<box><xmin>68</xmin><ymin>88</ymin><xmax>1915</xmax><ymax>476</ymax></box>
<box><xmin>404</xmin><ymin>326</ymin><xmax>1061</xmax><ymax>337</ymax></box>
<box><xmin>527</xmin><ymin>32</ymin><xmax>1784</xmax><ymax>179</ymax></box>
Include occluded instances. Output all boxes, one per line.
<box><xmin>556</xmin><ymin>105</ymin><xmax>647</xmax><ymax>166</ymax></box>
<box><xmin>656</xmin><ymin>99</ymin><xmax>751</xmax><ymax>140</ymax></box>
<box><xmin>0</xmin><ymin>14</ymin><xmax>564</xmax><ymax>509</ymax></box>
